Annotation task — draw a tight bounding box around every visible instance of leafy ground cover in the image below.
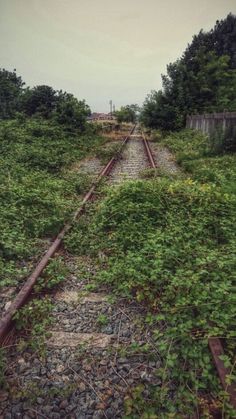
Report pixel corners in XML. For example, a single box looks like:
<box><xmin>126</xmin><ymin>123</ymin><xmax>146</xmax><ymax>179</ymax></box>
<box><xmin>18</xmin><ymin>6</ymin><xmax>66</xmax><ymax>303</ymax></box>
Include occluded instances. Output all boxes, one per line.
<box><xmin>65</xmin><ymin>129</ymin><xmax>236</xmax><ymax>416</ymax></box>
<box><xmin>0</xmin><ymin>116</ymin><xmax>106</xmax><ymax>288</ymax></box>
<box><xmin>160</xmin><ymin>129</ymin><xmax>236</xmax><ymax>194</ymax></box>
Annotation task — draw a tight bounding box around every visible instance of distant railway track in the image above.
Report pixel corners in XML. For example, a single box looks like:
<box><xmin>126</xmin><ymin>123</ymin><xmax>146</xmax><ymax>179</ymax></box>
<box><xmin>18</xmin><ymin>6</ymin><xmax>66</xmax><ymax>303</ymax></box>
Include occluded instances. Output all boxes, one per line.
<box><xmin>1</xmin><ymin>125</ymin><xmax>235</xmax><ymax>411</ymax></box>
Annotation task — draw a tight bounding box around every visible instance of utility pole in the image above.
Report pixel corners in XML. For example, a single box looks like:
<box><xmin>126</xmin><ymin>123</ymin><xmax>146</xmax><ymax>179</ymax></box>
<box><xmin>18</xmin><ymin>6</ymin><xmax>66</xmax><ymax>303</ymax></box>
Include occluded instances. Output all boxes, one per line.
<box><xmin>109</xmin><ymin>100</ymin><xmax>112</xmax><ymax>116</ymax></box>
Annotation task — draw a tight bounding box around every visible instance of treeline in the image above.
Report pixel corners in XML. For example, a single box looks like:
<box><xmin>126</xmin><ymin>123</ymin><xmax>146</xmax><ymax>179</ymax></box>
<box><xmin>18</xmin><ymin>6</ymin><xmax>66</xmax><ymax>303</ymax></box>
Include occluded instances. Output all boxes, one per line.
<box><xmin>114</xmin><ymin>104</ymin><xmax>139</xmax><ymax>123</ymax></box>
<box><xmin>141</xmin><ymin>13</ymin><xmax>236</xmax><ymax>130</ymax></box>
<box><xmin>0</xmin><ymin>69</ymin><xmax>90</xmax><ymax>131</ymax></box>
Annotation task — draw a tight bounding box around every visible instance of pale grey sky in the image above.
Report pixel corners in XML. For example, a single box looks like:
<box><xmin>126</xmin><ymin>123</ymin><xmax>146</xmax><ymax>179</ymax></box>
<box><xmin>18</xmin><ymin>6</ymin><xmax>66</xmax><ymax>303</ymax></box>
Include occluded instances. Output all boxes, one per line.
<box><xmin>0</xmin><ymin>0</ymin><xmax>235</xmax><ymax>112</ymax></box>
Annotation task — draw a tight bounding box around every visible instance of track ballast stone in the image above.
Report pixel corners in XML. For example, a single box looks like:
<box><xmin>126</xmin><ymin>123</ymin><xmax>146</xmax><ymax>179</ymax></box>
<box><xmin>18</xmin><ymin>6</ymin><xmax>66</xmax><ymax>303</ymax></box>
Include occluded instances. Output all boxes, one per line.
<box><xmin>150</xmin><ymin>142</ymin><xmax>180</xmax><ymax>174</ymax></box>
<box><xmin>74</xmin><ymin>157</ymin><xmax>103</xmax><ymax>177</ymax></box>
<box><xmin>3</xmin><ymin>259</ymin><xmax>162</xmax><ymax>418</ymax></box>
<box><xmin>108</xmin><ymin>134</ymin><xmax>149</xmax><ymax>184</ymax></box>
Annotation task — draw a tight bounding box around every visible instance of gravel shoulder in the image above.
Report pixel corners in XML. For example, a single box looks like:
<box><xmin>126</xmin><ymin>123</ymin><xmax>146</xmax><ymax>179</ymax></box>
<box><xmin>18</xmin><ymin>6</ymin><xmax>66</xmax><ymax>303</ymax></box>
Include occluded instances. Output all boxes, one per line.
<box><xmin>149</xmin><ymin>142</ymin><xmax>180</xmax><ymax>174</ymax></box>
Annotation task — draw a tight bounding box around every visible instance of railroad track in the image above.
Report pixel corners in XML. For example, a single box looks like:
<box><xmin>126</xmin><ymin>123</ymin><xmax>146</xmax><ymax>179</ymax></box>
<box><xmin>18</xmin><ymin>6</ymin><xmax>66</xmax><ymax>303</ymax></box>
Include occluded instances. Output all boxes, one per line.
<box><xmin>1</xmin><ymin>126</ymin><xmax>235</xmax><ymax>416</ymax></box>
<box><xmin>0</xmin><ymin>125</ymin><xmax>154</xmax><ymax>345</ymax></box>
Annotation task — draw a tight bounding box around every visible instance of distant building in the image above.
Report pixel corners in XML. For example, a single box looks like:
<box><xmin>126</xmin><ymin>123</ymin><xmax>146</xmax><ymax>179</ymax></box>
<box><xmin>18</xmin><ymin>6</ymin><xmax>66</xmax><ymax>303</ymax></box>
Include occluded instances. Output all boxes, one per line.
<box><xmin>87</xmin><ymin>112</ymin><xmax>116</xmax><ymax>121</ymax></box>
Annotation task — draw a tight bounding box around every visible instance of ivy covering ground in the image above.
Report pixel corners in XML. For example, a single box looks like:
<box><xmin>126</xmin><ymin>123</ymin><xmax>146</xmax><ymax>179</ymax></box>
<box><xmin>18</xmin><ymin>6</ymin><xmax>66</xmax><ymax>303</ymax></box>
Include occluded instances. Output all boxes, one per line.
<box><xmin>160</xmin><ymin>129</ymin><xmax>236</xmax><ymax>194</ymax></box>
<box><xmin>65</xmin><ymin>130</ymin><xmax>236</xmax><ymax>417</ymax></box>
<box><xmin>0</xmin><ymin>116</ymin><xmax>105</xmax><ymax>287</ymax></box>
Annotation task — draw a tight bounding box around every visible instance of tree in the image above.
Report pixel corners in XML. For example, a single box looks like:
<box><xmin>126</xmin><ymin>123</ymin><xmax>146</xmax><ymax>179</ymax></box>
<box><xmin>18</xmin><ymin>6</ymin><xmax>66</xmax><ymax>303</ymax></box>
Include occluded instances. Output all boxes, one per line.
<box><xmin>193</xmin><ymin>51</ymin><xmax>236</xmax><ymax>112</ymax></box>
<box><xmin>141</xmin><ymin>14</ymin><xmax>236</xmax><ymax>131</ymax></box>
<box><xmin>21</xmin><ymin>85</ymin><xmax>58</xmax><ymax>118</ymax></box>
<box><xmin>115</xmin><ymin>104</ymin><xmax>139</xmax><ymax>123</ymax></box>
<box><xmin>0</xmin><ymin>69</ymin><xmax>24</xmax><ymax>119</ymax></box>
<box><xmin>211</xmin><ymin>13</ymin><xmax>236</xmax><ymax>69</ymax></box>
<box><xmin>140</xmin><ymin>91</ymin><xmax>180</xmax><ymax>131</ymax></box>
<box><xmin>55</xmin><ymin>92</ymin><xmax>90</xmax><ymax>131</ymax></box>
<box><xmin>183</xmin><ymin>13</ymin><xmax>236</xmax><ymax>70</ymax></box>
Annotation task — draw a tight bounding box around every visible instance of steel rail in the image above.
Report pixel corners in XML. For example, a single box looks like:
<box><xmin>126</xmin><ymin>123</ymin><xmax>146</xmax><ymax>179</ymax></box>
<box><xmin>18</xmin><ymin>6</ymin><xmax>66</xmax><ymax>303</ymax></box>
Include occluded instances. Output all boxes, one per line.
<box><xmin>0</xmin><ymin>125</ymin><xmax>135</xmax><ymax>345</ymax></box>
<box><xmin>142</xmin><ymin>132</ymin><xmax>156</xmax><ymax>168</ymax></box>
<box><xmin>208</xmin><ymin>337</ymin><xmax>236</xmax><ymax>409</ymax></box>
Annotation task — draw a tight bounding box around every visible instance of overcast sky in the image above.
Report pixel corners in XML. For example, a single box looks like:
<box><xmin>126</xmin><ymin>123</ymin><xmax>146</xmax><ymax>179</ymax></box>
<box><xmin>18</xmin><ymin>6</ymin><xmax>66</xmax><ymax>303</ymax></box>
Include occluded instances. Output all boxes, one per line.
<box><xmin>0</xmin><ymin>0</ymin><xmax>235</xmax><ymax>112</ymax></box>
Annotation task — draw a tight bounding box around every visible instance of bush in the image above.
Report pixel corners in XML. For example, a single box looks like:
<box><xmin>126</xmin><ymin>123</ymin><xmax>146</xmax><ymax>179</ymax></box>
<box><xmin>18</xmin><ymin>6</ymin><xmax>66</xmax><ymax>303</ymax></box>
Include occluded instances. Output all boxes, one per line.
<box><xmin>161</xmin><ymin>129</ymin><xmax>208</xmax><ymax>162</ymax></box>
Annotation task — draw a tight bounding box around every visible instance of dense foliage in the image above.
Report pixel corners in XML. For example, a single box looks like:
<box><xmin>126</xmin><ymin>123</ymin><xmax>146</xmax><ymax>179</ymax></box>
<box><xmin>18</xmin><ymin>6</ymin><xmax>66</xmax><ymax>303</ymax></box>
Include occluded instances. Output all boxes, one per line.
<box><xmin>65</xmin><ymin>129</ymin><xmax>236</xmax><ymax>416</ymax></box>
<box><xmin>0</xmin><ymin>69</ymin><xmax>105</xmax><ymax>287</ymax></box>
<box><xmin>0</xmin><ymin>69</ymin><xmax>24</xmax><ymax>119</ymax></box>
<box><xmin>0</xmin><ymin>69</ymin><xmax>90</xmax><ymax>131</ymax></box>
<box><xmin>0</xmin><ymin>116</ymin><xmax>104</xmax><ymax>287</ymax></box>
<box><xmin>161</xmin><ymin>129</ymin><xmax>236</xmax><ymax>194</ymax></box>
<box><xmin>141</xmin><ymin>14</ymin><xmax>236</xmax><ymax>130</ymax></box>
<box><xmin>115</xmin><ymin>104</ymin><xmax>139</xmax><ymax>123</ymax></box>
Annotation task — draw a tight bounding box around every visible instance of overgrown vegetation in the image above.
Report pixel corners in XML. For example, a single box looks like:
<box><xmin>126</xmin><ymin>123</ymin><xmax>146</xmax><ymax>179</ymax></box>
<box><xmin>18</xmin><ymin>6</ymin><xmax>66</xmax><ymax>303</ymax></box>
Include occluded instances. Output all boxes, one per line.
<box><xmin>0</xmin><ymin>69</ymin><xmax>90</xmax><ymax>129</ymax></box>
<box><xmin>34</xmin><ymin>257</ymin><xmax>68</xmax><ymax>292</ymax></box>
<box><xmin>209</xmin><ymin>125</ymin><xmax>236</xmax><ymax>154</ymax></box>
<box><xmin>1</xmin><ymin>19</ymin><xmax>236</xmax><ymax>413</ymax></box>
<box><xmin>0</xmin><ymin>70</ymin><xmax>107</xmax><ymax>288</ymax></box>
<box><xmin>65</xmin><ymin>128</ymin><xmax>236</xmax><ymax>416</ymax></box>
<box><xmin>160</xmin><ymin>129</ymin><xmax>236</xmax><ymax>194</ymax></box>
<box><xmin>95</xmin><ymin>142</ymin><xmax>121</xmax><ymax>164</ymax></box>
<box><xmin>13</xmin><ymin>297</ymin><xmax>53</xmax><ymax>356</ymax></box>
<box><xmin>115</xmin><ymin>104</ymin><xmax>139</xmax><ymax>123</ymax></box>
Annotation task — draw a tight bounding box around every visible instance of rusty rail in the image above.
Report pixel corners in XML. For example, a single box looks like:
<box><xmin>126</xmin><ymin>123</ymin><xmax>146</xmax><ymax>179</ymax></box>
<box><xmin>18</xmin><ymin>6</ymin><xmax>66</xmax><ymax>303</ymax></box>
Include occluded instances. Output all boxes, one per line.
<box><xmin>142</xmin><ymin>132</ymin><xmax>156</xmax><ymax>168</ymax></box>
<box><xmin>209</xmin><ymin>338</ymin><xmax>236</xmax><ymax>409</ymax></box>
<box><xmin>0</xmin><ymin>126</ymin><xmax>135</xmax><ymax>345</ymax></box>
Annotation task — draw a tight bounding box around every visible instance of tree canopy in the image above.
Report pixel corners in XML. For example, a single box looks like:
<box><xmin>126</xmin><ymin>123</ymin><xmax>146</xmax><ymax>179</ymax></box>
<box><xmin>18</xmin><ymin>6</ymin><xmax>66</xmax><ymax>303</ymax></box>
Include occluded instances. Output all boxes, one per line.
<box><xmin>0</xmin><ymin>69</ymin><xmax>90</xmax><ymax>131</ymax></box>
<box><xmin>115</xmin><ymin>104</ymin><xmax>139</xmax><ymax>123</ymax></box>
<box><xmin>0</xmin><ymin>69</ymin><xmax>24</xmax><ymax>119</ymax></box>
<box><xmin>141</xmin><ymin>13</ymin><xmax>236</xmax><ymax>131</ymax></box>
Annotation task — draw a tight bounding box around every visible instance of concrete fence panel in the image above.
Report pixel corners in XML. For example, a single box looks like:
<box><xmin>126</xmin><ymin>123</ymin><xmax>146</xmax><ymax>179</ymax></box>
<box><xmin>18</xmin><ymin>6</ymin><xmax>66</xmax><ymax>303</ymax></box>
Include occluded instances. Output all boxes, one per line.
<box><xmin>186</xmin><ymin>112</ymin><xmax>236</xmax><ymax>135</ymax></box>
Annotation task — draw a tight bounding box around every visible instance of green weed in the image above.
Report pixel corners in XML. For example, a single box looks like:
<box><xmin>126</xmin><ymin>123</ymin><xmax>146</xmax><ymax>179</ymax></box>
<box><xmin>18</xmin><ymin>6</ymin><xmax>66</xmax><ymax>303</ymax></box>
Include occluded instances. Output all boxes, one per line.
<box><xmin>35</xmin><ymin>256</ymin><xmax>68</xmax><ymax>292</ymax></box>
<box><xmin>13</xmin><ymin>297</ymin><xmax>53</xmax><ymax>356</ymax></box>
<box><xmin>95</xmin><ymin>142</ymin><xmax>121</xmax><ymax>164</ymax></box>
<box><xmin>97</xmin><ymin>314</ymin><xmax>108</xmax><ymax>326</ymax></box>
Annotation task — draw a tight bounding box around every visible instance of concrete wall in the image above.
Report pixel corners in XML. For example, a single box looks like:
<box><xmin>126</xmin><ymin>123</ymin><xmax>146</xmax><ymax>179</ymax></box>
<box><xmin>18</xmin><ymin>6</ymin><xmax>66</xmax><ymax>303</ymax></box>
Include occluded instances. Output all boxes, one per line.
<box><xmin>186</xmin><ymin>112</ymin><xmax>236</xmax><ymax>135</ymax></box>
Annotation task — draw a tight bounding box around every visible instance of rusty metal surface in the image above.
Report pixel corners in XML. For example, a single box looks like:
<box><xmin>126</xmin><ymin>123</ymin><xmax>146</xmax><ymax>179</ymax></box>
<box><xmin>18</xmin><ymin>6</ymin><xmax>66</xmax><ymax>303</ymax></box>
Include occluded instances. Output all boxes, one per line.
<box><xmin>0</xmin><ymin>126</ymin><xmax>135</xmax><ymax>345</ymax></box>
<box><xmin>142</xmin><ymin>134</ymin><xmax>156</xmax><ymax>168</ymax></box>
<box><xmin>208</xmin><ymin>337</ymin><xmax>236</xmax><ymax>409</ymax></box>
